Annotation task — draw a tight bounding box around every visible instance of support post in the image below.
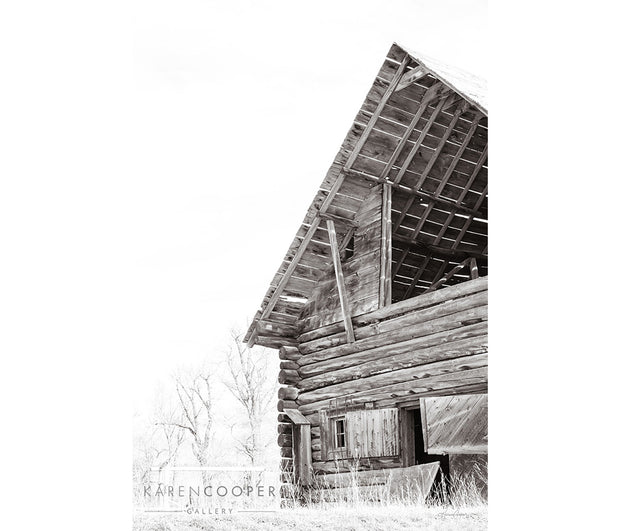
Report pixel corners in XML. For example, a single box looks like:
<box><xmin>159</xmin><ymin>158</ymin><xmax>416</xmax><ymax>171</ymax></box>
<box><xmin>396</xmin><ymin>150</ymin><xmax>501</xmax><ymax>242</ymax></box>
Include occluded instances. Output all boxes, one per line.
<box><xmin>293</xmin><ymin>424</ymin><xmax>312</xmax><ymax>486</ymax></box>
<box><xmin>379</xmin><ymin>182</ymin><xmax>392</xmax><ymax>307</ymax></box>
<box><xmin>326</xmin><ymin>220</ymin><xmax>355</xmax><ymax>343</ymax></box>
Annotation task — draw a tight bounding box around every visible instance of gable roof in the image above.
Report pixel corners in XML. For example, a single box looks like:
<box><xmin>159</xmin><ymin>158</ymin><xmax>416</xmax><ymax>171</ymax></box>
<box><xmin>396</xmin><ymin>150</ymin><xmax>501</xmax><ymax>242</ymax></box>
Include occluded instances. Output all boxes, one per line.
<box><xmin>400</xmin><ymin>46</ymin><xmax>487</xmax><ymax>114</ymax></box>
<box><xmin>244</xmin><ymin>43</ymin><xmax>488</xmax><ymax>348</ymax></box>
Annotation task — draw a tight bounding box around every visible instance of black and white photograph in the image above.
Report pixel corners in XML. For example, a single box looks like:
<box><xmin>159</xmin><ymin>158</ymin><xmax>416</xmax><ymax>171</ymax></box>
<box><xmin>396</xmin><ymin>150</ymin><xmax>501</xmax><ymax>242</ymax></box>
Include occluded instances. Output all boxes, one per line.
<box><xmin>2</xmin><ymin>1</ymin><xmax>618</xmax><ymax>530</ymax></box>
<box><xmin>129</xmin><ymin>2</ymin><xmax>489</xmax><ymax>529</ymax></box>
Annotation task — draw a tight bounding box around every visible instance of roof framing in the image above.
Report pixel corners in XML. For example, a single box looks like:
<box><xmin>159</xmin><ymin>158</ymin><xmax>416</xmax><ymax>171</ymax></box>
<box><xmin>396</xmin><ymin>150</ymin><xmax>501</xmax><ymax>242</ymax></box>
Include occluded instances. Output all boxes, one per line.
<box><xmin>244</xmin><ymin>43</ymin><xmax>487</xmax><ymax>346</ymax></box>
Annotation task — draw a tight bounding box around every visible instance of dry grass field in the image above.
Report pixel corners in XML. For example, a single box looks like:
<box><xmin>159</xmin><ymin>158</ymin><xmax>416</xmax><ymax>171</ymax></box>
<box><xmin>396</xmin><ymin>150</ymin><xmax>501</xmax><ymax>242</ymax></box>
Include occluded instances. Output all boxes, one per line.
<box><xmin>134</xmin><ymin>504</ymin><xmax>487</xmax><ymax>531</ymax></box>
<box><xmin>134</xmin><ymin>470</ymin><xmax>487</xmax><ymax>530</ymax></box>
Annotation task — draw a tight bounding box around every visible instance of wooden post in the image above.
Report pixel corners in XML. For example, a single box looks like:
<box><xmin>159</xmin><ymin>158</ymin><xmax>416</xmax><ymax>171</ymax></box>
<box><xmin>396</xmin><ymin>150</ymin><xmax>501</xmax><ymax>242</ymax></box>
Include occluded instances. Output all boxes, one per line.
<box><xmin>379</xmin><ymin>182</ymin><xmax>392</xmax><ymax>307</ymax></box>
<box><xmin>470</xmin><ymin>258</ymin><xmax>479</xmax><ymax>279</ymax></box>
<box><xmin>293</xmin><ymin>424</ymin><xmax>312</xmax><ymax>486</ymax></box>
<box><xmin>326</xmin><ymin>219</ymin><xmax>355</xmax><ymax>343</ymax></box>
<box><xmin>284</xmin><ymin>409</ymin><xmax>313</xmax><ymax>487</ymax></box>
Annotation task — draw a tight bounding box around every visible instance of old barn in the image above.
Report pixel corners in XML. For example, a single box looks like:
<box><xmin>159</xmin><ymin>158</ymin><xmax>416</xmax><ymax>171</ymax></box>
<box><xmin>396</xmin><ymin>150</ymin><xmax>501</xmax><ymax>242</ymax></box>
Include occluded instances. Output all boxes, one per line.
<box><xmin>244</xmin><ymin>43</ymin><xmax>488</xmax><ymax>500</ymax></box>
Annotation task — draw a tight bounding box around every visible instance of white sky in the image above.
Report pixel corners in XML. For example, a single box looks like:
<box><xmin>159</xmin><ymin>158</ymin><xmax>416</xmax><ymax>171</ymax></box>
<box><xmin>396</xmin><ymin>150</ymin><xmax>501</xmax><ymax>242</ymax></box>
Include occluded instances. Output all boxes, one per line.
<box><xmin>129</xmin><ymin>0</ymin><xmax>488</xmax><ymax>405</ymax></box>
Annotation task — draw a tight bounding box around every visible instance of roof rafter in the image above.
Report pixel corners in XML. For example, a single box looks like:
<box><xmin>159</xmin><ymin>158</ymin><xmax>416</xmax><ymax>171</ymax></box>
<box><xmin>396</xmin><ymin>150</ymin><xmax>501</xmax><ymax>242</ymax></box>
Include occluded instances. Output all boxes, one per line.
<box><xmin>395</xmin><ymin>65</ymin><xmax>428</xmax><ymax>91</ymax></box>
<box><xmin>258</xmin><ymin>55</ymin><xmax>412</xmax><ymax>321</ymax></box>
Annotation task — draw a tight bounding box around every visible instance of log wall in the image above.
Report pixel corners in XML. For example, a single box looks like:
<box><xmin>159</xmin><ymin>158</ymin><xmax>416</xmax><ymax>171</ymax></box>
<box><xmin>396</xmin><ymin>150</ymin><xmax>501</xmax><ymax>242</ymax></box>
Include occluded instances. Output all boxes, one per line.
<box><xmin>275</xmin><ymin>277</ymin><xmax>488</xmax><ymax>477</ymax></box>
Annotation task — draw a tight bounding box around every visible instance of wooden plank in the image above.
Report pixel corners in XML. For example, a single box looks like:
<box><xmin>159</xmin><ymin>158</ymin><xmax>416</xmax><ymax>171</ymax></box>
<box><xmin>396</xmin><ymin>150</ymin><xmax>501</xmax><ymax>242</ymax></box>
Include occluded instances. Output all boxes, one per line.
<box><xmin>346</xmin><ymin>410</ymin><xmax>363</xmax><ymax>458</ymax></box>
<box><xmin>392</xmin><ymin>236</ymin><xmax>486</xmax><ymax>261</ymax></box>
<box><xmin>419</xmin><ymin>397</ymin><xmax>429</xmax><ymax>452</ymax></box>
<box><xmin>424</xmin><ymin>258</ymin><xmax>473</xmax><ymax>293</ymax></box>
<box><xmin>376</xmin><ymin>82</ymin><xmax>442</xmax><ymax>181</ymax></box>
<box><xmin>283</xmin><ymin>408</ymin><xmax>310</xmax><ymax>425</ymax></box>
<box><xmin>326</xmin><ymin>219</ymin><xmax>355</xmax><ymax>343</ymax></box>
<box><xmin>319</xmin><ymin>410</ymin><xmax>331</xmax><ymax>461</ymax></box>
<box><xmin>419</xmin><ymin>394</ymin><xmax>488</xmax><ymax>454</ymax></box>
<box><xmin>392</xmin><ymin>104</ymin><xmax>469</xmax><ymax>239</ymax></box>
<box><xmin>316</xmin><ymin>463</ymin><xmax>439</xmax><ymax>502</ymax></box>
<box><xmin>345</xmin><ymin>56</ymin><xmax>411</xmax><ymax>169</ymax></box>
<box><xmin>392</xmin><ymin>93</ymin><xmax>451</xmax><ymax>187</ymax></box>
<box><xmin>406</xmin><ymin>104</ymin><xmax>475</xmax><ymax>242</ymax></box>
<box><xmin>379</xmin><ymin>183</ymin><xmax>392</xmax><ymax>307</ymax></box>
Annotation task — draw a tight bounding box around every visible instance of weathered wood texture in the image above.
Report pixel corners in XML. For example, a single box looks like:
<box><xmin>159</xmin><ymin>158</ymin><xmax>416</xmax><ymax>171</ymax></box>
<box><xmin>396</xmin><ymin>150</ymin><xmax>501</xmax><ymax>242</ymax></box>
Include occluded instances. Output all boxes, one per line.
<box><xmin>293</xmin><ymin>424</ymin><xmax>312</xmax><ymax>486</ymax></box>
<box><xmin>294</xmin><ymin>278</ymin><xmax>487</xmax><ymax>475</ymax></box>
<box><xmin>314</xmin><ymin>463</ymin><xmax>439</xmax><ymax>503</ymax></box>
<box><xmin>298</xmin><ymin>185</ymin><xmax>383</xmax><ymax>332</ymax></box>
<box><xmin>245</xmin><ymin>44</ymin><xmax>487</xmax><ymax>350</ymax></box>
<box><xmin>347</xmin><ymin>408</ymin><xmax>399</xmax><ymax>458</ymax></box>
<box><xmin>326</xmin><ymin>219</ymin><xmax>356</xmax><ymax>343</ymax></box>
<box><xmin>298</xmin><ymin>276</ymin><xmax>487</xmax><ymax>346</ymax></box>
<box><xmin>420</xmin><ymin>394</ymin><xmax>488</xmax><ymax>454</ymax></box>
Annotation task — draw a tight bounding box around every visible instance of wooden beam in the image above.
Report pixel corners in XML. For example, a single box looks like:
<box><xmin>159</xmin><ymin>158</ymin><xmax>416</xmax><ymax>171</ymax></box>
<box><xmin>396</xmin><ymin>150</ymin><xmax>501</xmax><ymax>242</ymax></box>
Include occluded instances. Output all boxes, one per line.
<box><xmin>392</xmin><ymin>93</ymin><xmax>455</xmax><ymax>186</ymax></box>
<box><xmin>283</xmin><ymin>408</ymin><xmax>311</xmax><ymax>425</ymax></box>
<box><xmin>420</xmin><ymin>117</ymin><xmax>486</xmax><ymax>246</ymax></box>
<box><xmin>243</xmin><ymin>310</ymin><xmax>262</xmax><ymax>345</ymax></box>
<box><xmin>338</xmin><ymin>225</ymin><xmax>356</xmax><ymax>255</ymax></box>
<box><xmin>345</xmin><ymin>169</ymin><xmax>485</xmax><ymax>219</ymax></box>
<box><xmin>470</xmin><ymin>258</ymin><xmax>479</xmax><ymax>279</ymax></box>
<box><xmin>423</xmin><ymin>258</ymin><xmax>473</xmax><ymax>293</ymax></box>
<box><xmin>450</xmin><ymin>148</ymin><xmax>489</xmax><ymax>250</ymax></box>
<box><xmin>343</xmin><ymin>56</ymin><xmax>411</xmax><ymax>170</ymax></box>
<box><xmin>392</xmin><ymin>236</ymin><xmax>487</xmax><ymax>260</ymax></box>
<box><xmin>261</xmin><ymin>216</ymin><xmax>322</xmax><ymax>320</ymax></box>
<box><xmin>258</xmin><ymin>56</ymin><xmax>411</xmax><ymax>322</ymax></box>
<box><xmin>317</xmin><ymin>211</ymin><xmax>358</xmax><ymax>227</ymax></box>
<box><xmin>376</xmin><ymin>82</ymin><xmax>443</xmax><ymax>182</ymax></box>
<box><xmin>401</xmin><ymin>255</ymin><xmax>432</xmax><ymax>300</ymax></box>
<box><xmin>395</xmin><ymin>65</ymin><xmax>428</xmax><ymax>91</ymax></box>
<box><xmin>326</xmin><ymin>219</ymin><xmax>355</xmax><ymax>343</ymax></box>
<box><xmin>391</xmin><ymin>95</ymin><xmax>464</xmax><ymax>235</ymax></box>
<box><xmin>408</xmin><ymin>104</ymin><xmax>474</xmax><ymax>241</ymax></box>
<box><xmin>379</xmin><ymin>183</ymin><xmax>392</xmax><ymax>307</ymax></box>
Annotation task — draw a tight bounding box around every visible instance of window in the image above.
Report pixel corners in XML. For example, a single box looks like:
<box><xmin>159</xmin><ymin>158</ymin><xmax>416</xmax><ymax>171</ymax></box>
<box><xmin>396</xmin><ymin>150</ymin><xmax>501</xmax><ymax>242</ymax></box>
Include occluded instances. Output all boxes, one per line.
<box><xmin>334</xmin><ymin>418</ymin><xmax>346</xmax><ymax>448</ymax></box>
<box><xmin>319</xmin><ymin>407</ymin><xmax>400</xmax><ymax>460</ymax></box>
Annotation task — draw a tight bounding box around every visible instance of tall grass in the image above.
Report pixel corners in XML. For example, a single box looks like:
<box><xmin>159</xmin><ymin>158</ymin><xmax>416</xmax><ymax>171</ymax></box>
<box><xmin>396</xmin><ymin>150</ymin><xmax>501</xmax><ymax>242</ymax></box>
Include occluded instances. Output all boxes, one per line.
<box><xmin>281</xmin><ymin>460</ymin><xmax>487</xmax><ymax>511</ymax></box>
<box><xmin>135</xmin><ymin>465</ymin><xmax>487</xmax><ymax>530</ymax></box>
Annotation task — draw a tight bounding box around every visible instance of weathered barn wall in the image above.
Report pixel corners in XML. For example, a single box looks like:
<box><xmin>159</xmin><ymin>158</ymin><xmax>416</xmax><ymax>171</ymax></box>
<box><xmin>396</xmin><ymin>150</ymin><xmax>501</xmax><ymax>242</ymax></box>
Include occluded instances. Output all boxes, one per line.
<box><xmin>297</xmin><ymin>185</ymin><xmax>383</xmax><ymax>332</ymax></box>
<box><xmin>278</xmin><ymin>276</ymin><xmax>488</xmax><ymax>476</ymax></box>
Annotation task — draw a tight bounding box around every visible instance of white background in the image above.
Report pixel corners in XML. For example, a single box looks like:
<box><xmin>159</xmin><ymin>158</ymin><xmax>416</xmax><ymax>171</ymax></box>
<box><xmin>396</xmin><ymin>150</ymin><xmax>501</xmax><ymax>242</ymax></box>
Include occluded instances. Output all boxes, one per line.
<box><xmin>1</xmin><ymin>1</ymin><xmax>618</xmax><ymax>529</ymax></box>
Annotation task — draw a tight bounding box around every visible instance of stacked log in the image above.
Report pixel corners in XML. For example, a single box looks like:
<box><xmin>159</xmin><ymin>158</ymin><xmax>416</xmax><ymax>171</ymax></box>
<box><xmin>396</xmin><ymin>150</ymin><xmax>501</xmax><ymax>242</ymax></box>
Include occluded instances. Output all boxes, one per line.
<box><xmin>276</xmin><ymin>345</ymin><xmax>302</xmax><ymax>503</ymax></box>
<box><xmin>293</xmin><ymin>278</ymin><xmax>489</xmax><ymax>476</ymax></box>
<box><xmin>272</xmin><ymin>279</ymin><xmax>488</xmax><ymax>485</ymax></box>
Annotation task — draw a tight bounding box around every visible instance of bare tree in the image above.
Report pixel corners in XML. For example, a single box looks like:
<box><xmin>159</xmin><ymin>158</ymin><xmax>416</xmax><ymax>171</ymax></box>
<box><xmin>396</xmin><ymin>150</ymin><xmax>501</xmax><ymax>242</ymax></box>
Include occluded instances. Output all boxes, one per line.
<box><xmin>225</xmin><ymin>330</ymin><xmax>277</xmax><ymax>465</ymax></box>
<box><xmin>171</xmin><ymin>367</ymin><xmax>214</xmax><ymax>487</ymax></box>
<box><xmin>133</xmin><ymin>414</ymin><xmax>160</xmax><ymax>500</ymax></box>
<box><xmin>152</xmin><ymin>392</ymin><xmax>187</xmax><ymax>490</ymax></box>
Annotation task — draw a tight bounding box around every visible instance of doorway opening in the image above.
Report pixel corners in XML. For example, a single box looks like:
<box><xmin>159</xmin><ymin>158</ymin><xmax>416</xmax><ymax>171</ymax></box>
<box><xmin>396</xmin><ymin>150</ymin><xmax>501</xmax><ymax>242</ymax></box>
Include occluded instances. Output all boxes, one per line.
<box><xmin>401</xmin><ymin>407</ymin><xmax>450</xmax><ymax>483</ymax></box>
